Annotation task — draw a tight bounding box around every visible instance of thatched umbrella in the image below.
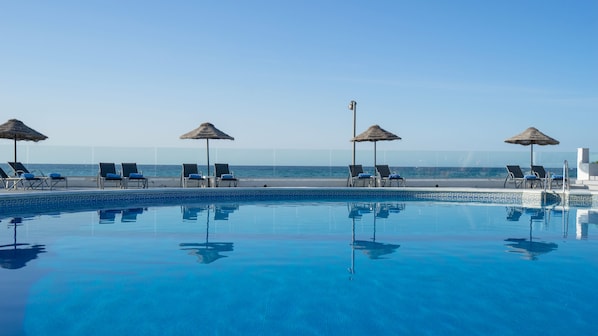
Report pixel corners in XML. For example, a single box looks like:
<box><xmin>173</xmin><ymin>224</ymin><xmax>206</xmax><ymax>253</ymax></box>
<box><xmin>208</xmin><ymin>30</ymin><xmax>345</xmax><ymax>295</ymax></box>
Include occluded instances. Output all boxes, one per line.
<box><xmin>0</xmin><ymin>119</ymin><xmax>48</xmax><ymax>164</ymax></box>
<box><xmin>351</xmin><ymin>124</ymin><xmax>401</xmax><ymax>168</ymax></box>
<box><xmin>504</xmin><ymin>127</ymin><xmax>559</xmax><ymax>173</ymax></box>
<box><xmin>180</xmin><ymin>122</ymin><xmax>234</xmax><ymax>177</ymax></box>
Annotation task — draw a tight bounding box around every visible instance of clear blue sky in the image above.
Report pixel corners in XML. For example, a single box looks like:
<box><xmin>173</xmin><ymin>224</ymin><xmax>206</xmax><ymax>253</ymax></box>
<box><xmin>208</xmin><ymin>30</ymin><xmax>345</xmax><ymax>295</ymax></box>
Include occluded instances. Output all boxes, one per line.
<box><xmin>1</xmin><ymin>0</ymin><xmax>597</xmax><ymax>156</ymax></box>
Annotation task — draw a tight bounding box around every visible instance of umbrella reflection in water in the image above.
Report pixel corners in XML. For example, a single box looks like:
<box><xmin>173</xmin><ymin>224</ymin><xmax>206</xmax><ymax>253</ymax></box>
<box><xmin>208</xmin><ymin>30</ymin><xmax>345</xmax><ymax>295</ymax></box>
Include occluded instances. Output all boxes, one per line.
<box><xmin>180</xmin><ymin>205</ymin><xmax>234</xmax><ymax>264</ymax></box>
<box><xmin>505</xmin><ymin>207</ymin><xmax>558</xmax><ymax>260</ymax></box>
<box><xmin>0</xmin><ymin>217</ymin><xmax>46</xmax><ymax>270</ymax></box>
<box><xmin>348</xmin><ymin>203</ymin><xmax>403</xmax><ymax>275</ymax></box>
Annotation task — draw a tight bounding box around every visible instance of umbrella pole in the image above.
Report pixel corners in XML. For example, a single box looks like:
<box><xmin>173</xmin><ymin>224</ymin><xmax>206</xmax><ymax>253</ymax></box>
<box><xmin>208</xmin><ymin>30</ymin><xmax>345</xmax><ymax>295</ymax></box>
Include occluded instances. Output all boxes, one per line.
<box><xmin>374</xmin><ymin>142</ymin><xmax>377</xmax><ymax>186</ymax></box>
<box><xmin>206</xmin><ymin>139</ymin><xmax>210</xmax><ymax>180</ymax></box>
<box><xmin>352</xmin><ymin>101</ymin><xmax>356</xmax><ymax>166</ymax></box>
<box><xmin>530</xmin><ymin>144</ymin><xmax>534</xmax><ymax>174</ymax></box>
<box><xmin>374</xmin><ymin>142</ymin><xmax>377</xmax><ymax>168</ymax></box>
<box><xmin>14</xmin><ymin>136</ymin><xmax>17</xmax><ymax>165</ymax></box>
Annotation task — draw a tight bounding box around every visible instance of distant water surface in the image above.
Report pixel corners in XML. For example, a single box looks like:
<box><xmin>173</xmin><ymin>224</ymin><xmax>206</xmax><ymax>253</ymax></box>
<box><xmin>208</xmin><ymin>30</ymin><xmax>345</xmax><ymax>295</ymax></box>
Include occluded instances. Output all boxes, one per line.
<box><xmin>0</xmin><ymin>164</ymin><xmax>576</xmax><ymax>179</ymax></box>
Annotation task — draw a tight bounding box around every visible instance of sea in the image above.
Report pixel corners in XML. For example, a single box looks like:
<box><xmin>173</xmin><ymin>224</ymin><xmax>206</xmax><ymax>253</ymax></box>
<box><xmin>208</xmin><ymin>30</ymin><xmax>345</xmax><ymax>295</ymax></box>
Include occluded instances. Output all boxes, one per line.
<box><xmin>0</xmin><ymin>164</ymin><xmax>577</xmax><ymax>179</ymax></box>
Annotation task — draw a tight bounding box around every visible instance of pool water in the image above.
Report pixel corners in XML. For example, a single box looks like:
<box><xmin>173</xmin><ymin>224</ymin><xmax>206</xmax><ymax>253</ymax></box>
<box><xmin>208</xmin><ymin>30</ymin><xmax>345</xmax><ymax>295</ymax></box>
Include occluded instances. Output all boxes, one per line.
<box><xmin>1</xmin><ymin>201</ymin><xmax>597</xmax><ymax>335</ymax></box>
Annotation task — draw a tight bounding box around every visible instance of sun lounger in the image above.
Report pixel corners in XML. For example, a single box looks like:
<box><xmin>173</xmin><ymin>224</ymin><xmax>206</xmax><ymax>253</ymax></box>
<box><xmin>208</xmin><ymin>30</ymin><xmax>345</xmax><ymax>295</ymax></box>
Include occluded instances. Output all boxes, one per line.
<box><xmin>7</xmin><ymin>162</ymin><xmax>52</xmax><ymax>190</ymax></box>
<box><xmin>45</xmin><ymin>172</ymin><xmax>68</xmax><ymax>190</ymax></box>
<box><xmin>375</xmin><ymin>165</ymin><xmax>405</xmax><ymax>187</ymax></box>
<box><xmin>0</xmin><ymin>167</ymin><xmax>21</xmax><ymax>190</ymax></box>
<box><xmin>348</xmin><ymin>165</ymin><xmax>373</xmax><ymax>187</ymax></box>
<box><xmin>532</xmin><ymin>165</ymin><xmax>564</xmax><ymax>189</ymax></box>
<box><xmin>215</xmin><ymin>163</ymin><xmax>238</xmax><ymax>187</ymax></box>
<box><xmin>182</xmin><ymin>164</ymin><xmax>206</xmax><ymax>188</ymax></box>
<box><xmin>504</xmin><ymin>165</ymin><xmax>541</xmax><ymax>189</ymax></box>
<box><xmin>121</xmin><ymin>163</ymin><xmax>148</xmax><ymax>189</ymax></box>
<box><xmin>8</xmin><ymin>161</ymin><xmax>68</xmax><ymax>190</ymax></box>
<box><xmin>98</xmin><ymin>162</ymin><xmax>123</xmax><ymax>189</ymax></box>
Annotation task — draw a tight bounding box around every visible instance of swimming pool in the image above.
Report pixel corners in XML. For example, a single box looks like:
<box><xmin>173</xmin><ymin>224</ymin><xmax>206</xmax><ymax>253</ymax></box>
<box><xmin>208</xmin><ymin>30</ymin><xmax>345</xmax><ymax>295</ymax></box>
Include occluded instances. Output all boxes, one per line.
<box><xmin>1</xmin><ymin>199</ymin><xmax>597</xmax><ymax>335</ymax></box>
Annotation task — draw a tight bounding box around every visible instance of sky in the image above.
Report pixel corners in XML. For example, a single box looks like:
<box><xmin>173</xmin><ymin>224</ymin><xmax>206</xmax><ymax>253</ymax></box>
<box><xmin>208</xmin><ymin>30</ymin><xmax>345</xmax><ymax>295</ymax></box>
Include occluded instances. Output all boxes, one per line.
<box><xmin>1</xmin><ymin>1</ymin><xmax>597</xmax><ymax>161</ymax></box>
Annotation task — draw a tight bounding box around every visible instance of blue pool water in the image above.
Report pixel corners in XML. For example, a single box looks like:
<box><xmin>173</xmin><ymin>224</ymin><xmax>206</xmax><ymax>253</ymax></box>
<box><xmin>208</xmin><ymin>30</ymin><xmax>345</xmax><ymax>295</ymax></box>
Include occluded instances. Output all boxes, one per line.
<box><xmin>1</xmin><ymin>200</ymin><xmax>597</xmax><ymax>335</ymax></box>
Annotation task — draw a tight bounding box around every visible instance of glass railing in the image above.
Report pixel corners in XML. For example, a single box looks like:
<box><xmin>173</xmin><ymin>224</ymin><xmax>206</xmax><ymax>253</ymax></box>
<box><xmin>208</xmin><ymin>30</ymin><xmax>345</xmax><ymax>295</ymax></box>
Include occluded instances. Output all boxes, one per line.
<box><xmin>0</xmin><ymin>144</ymin><xmax>581</xmax><ymax>179</ymax></box>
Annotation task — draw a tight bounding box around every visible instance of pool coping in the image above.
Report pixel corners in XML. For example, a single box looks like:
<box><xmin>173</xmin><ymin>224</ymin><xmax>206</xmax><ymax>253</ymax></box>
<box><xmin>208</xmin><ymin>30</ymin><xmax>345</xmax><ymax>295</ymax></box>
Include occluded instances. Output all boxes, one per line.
<box><xmin>2</xmin><ymin>186</ymin><xmax>592</xmax><ymax>218</ymax></box>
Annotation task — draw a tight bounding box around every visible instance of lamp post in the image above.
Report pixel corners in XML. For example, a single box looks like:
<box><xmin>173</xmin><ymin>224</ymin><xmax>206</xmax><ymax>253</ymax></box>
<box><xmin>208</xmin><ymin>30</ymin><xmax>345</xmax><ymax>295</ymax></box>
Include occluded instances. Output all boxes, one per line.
<box><xmin>348</xmin><ymin>100</ymin><xmax>357</xmax><ymax>166</ymax></box>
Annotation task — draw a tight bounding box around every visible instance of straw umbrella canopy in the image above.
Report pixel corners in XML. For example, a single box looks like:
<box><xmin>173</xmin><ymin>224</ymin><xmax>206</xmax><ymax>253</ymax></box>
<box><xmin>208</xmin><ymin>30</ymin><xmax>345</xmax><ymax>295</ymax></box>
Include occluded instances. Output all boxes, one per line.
<box><xmin>351</xmin><ymin>125</ymin><xmax>401</xmax><ymax>168</ymax></box>
<box><xmin>504</xmin><ymin>127</ymin><xmax>559</xmax><ymax>173</ymax></box>
<box><xmin>180</xmin><ymin>122</ymin><xmax>234</xmax><ymax>177</ymax></box>
<box><xmin>0</xmin><ymin>119</ymin><xmax>48</xmax><ymax>164</ymax></box>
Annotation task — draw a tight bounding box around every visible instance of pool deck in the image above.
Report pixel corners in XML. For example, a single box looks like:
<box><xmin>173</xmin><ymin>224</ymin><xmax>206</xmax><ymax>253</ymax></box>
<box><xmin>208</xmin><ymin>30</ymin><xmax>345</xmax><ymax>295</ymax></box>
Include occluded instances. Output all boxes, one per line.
<box><xmin>0</xmin><ymin>176</ymin><xmax>589</xmax><ymax>189</ymax></box>
<box><xmin>2</xmin><ymin>177</ymin><xmax>597</xmax><ymax>216</ymax></box>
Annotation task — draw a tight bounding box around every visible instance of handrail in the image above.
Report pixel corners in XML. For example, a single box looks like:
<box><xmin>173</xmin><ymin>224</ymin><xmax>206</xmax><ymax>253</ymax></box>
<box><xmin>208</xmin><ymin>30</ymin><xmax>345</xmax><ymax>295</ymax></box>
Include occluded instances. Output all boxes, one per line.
<box><xmin>562</xmin><ymin>160</ymin><xmax>570</xmax><ymax>192</ymax></box>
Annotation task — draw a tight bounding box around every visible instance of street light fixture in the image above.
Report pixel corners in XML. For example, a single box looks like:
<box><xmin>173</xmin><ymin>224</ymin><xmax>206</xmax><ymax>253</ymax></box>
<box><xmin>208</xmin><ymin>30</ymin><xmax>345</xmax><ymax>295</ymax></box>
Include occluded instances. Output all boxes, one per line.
<box><xmin>348</xmin><ymin>100</ymin><xmax>357</xmax><ymax>166</ymax></box>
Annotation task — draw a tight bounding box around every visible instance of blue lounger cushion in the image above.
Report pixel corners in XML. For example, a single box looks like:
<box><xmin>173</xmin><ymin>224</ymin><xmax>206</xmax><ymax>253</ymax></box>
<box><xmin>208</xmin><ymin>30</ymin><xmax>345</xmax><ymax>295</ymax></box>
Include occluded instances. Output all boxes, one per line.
<box><xmin>524</xmin><ymin>175</ymin><xmax>538</xmax><ymax>180</ymax></box>
<box><xmin>129</xmin><ymin>173</ymin><xmax>144</xmax><ymax>178</ymax></box>
<box><xmin>551</xmin><ymin>174</ymin><xmax>564</xmax><ymax>180</ymax></box>
<box><xmin>22</xmin><ymin>173</ymin><xmax>35</xmax><ymax>179</ymax></box>
<box><xmin>221</xmin><ymin>174</ymin><xmax>235</xmax><ymax>180</ymax></box>
<box><xmin>188</xmin><ymin>173</ymin><xmax>203</xmax><ymax>179</ymax></box>
<box><xmin>106</xmin><ymin>173</ymin><xmax>121</xmax><ymax>179</ymax></box>
<box><xmin>358</xmin><ymin>173</ymin><xmax>371</xmax><ymax>178</ymax></box>
<box><xmin>389</xmin><ymin>174</ymin><xmax>402</xmax><ymax>179</ymax></box>
<box><xmin>49</xmin><ymin>173</ymin><xmax>61</xmax><ymax>178</ymax></box>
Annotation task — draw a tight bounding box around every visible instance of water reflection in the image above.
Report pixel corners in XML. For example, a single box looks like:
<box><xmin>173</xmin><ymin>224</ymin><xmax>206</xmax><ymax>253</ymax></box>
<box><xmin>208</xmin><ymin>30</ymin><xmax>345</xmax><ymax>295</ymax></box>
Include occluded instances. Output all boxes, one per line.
<box><xmin>506</xmin><ymin>207</ymin><xmax>523</xmax><ymax>221</ymax></box>
<box><xmin>121</xmin><ymin>208</ymin><xmax>145</xmax><ymax>222</ymax></box>
<box><xmin>182</xmin><ymin>205</ymin><xmax>209</xmax><ymax>221</ymax></box>
<box><xmin>98</xmin><ymin>209</ymin><xmax>120</xmax><ymax>223</ymax></box>
<box><xmin>214</xmin><ymin>204</ymin><xmax>239</xmax><ymax>221</ymax></box>
<box><xmin>98</xmin><ymin>208</ymin><xmax>146</xmax><ymax>224</ymax></box>
<box><xmin>0</xmin><ymin>217</ymin><xmax>46</xmax><ymax>270</ymax></box>
<box><xmin>504</xmin><ymin>207</ymin><xmax>558</xmax><ymax>260</ymax></box>
<box><xmin>576</xmin><ymin>209</ymin><xmax>598</xmax><ymax>240</ymax></box>
<box><xmin>180</xmin><ymin>205</ymin><xmax>235</xmax><ymax>264</ymax></box>
<box><xmin>348</xmin><ymin>202</ymin><xmax>403</xmax><ymax>275</ymax></box>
